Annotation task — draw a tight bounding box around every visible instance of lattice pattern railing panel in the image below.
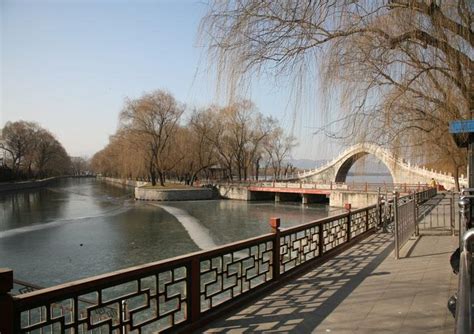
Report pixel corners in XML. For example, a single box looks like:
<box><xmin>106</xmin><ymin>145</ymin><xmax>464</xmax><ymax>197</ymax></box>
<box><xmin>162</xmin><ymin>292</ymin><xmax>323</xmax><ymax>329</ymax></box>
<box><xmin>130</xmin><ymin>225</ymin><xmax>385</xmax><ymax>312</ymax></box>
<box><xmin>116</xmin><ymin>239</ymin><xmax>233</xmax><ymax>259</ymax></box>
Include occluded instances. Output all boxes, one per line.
<box><xmin>350</xmin><ymin>210</ymin><xmax>367</xmax><ymax>238</ymax></box>
<box><xmin>368</xmin><ymin>206</ymin><xmax>378</xmax><ymax>229</ymax></box>
<box><xmin>17</xmin><ymin>265</ymin><xmax>189</xmax><ymax>333</ymax></box>
<box><xmin>200</xmin><ymin>240</ymin><xmax>273</xmax><ymax>312</ymax></box>
<box><xmin>280</xmin><ymin>225</ymin><xmax>320</xmax><ymax>274</ymax></box>
<box><xmin>322</xmin><ymin>217</ymin><xmax>348</xmax><ymax>252</ymax></box>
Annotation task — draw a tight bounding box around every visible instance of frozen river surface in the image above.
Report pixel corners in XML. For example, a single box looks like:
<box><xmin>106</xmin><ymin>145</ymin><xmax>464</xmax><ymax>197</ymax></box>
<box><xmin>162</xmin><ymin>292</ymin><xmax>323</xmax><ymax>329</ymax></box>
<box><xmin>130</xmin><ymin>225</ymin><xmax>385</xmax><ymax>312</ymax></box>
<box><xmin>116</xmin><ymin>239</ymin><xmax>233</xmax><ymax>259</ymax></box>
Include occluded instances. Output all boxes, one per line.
<box><xmin>0</xmin><ymin>178</ymin><xmax>338</xmax><ymax>287</ymax></box>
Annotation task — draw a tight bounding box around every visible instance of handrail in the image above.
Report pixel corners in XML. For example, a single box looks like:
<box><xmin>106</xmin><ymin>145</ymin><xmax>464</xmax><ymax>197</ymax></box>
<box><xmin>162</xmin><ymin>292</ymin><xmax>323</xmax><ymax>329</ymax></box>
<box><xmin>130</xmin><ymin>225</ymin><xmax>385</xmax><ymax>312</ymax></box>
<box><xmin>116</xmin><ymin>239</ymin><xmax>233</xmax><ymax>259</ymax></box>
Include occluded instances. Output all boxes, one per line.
<box><xmin>459</xmin><ymin>197</ymin><xmax>471</xmax><ymax>248</ymax></box>
<box><xmin>455</xmin><ymin>229</ymin><xmax>474</xmax><ymax>334</ymax></box>
<box><xmin>224</xmin><ymin>181</ymin><xmax>430</xmax><ymax>193</ymax></box>
<box><xmin>12</xmin><ymin>232</ymin><xmax>275</xmax><ymax>307</ymax></box>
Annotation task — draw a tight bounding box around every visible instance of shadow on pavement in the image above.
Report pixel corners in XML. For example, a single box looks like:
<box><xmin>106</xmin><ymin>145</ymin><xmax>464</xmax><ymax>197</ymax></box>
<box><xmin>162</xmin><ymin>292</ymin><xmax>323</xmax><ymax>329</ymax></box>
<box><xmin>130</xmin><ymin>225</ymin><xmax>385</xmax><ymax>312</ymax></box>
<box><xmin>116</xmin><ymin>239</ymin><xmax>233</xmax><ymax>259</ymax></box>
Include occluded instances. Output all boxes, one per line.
<box><xmin>200</xmin><ymin>233</ymin><xmax>394</xmax><ymax>333</ymax></box>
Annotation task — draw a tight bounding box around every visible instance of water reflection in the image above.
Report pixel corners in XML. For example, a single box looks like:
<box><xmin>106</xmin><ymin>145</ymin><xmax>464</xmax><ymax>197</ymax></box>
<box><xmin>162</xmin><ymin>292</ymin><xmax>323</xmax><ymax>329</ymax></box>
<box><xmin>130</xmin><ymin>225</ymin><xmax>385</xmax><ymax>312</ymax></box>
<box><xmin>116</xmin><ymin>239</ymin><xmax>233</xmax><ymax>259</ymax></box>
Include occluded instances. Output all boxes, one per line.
<box><xmin>0</xmin><ymin>178</ymin><xmax>335</xmax><ymax>287</ymax></box>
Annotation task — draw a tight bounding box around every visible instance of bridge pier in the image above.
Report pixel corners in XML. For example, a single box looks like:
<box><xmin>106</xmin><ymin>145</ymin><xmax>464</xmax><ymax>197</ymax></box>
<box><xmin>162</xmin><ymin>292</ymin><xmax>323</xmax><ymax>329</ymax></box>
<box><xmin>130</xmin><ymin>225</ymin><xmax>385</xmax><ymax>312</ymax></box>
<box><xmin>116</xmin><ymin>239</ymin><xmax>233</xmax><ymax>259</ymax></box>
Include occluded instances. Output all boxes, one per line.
<box><xmin>330</xmin><ymin>190</ymin><xmax>379</xmax><ymax>208</ymax></box>
<box><xmin>302</xmin><ymin>194</ymin><xmax>308</xmax><ymax>205</ymax></box>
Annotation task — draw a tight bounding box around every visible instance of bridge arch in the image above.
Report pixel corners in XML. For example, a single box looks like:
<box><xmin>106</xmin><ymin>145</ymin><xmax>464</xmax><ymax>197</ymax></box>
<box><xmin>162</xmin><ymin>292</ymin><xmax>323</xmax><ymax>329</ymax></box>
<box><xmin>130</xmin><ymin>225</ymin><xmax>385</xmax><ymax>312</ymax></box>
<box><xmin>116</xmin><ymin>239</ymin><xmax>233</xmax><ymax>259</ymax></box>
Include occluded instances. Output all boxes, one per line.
<box><xmin>296</xmin><ymin>142</ymin><xmax>465</xmax><ymax>189</ymax></box>
<box><xmin>333</xmin><ymin>146</ymin><xmax>396</xmax><ymax>183</ymax></box>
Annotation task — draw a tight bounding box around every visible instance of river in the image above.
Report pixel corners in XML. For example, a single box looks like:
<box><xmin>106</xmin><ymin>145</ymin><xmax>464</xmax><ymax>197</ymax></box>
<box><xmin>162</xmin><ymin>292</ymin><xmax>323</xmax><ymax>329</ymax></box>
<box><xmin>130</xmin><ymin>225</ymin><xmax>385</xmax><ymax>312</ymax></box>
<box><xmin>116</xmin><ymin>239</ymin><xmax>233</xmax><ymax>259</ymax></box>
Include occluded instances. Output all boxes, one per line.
<box><xmin>0</xmin><ymin>178</ymin><xmax>341</xmax><ymax>287</ymax></box>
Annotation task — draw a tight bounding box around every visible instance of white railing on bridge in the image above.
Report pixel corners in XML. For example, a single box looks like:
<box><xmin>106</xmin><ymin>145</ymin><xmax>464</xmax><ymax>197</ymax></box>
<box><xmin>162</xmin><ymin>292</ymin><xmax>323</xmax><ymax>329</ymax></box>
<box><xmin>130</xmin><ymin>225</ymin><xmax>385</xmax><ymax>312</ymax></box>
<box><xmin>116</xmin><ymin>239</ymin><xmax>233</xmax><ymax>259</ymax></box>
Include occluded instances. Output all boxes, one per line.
<box><xmin>225</xmin><ymin>181</ymin><xmax>430</xmax><ymax>193</ymax></box>
<box><xmin>281</xmin><ymin>143</ymin><xmax>467</xmax><ymax>186</ymax></box>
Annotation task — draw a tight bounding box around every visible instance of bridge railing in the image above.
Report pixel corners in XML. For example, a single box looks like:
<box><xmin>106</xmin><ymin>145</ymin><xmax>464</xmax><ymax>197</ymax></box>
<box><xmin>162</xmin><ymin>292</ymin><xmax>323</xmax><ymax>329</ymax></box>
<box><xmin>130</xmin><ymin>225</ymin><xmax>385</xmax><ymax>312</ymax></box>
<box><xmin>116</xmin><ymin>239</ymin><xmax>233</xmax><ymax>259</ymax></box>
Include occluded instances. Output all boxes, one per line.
<box><xmin>220</xmin><ymin>180</ymin><xmax>430</xmax><ymax>193</ymax></box>
<box><xmin>0</xmin><ymin>188</ymin><xmax>437</xmax><ymax>333</ymax></box>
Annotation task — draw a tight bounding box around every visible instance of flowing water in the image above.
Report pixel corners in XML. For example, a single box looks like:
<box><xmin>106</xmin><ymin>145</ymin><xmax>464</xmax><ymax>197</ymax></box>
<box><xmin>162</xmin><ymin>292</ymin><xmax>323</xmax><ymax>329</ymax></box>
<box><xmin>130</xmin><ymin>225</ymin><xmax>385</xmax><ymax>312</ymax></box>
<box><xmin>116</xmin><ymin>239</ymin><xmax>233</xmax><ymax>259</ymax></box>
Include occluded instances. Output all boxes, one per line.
<box><xmin>0</xmin><ymin>178</ymin><xmax>339</xmax><ymax>287</ymax></box>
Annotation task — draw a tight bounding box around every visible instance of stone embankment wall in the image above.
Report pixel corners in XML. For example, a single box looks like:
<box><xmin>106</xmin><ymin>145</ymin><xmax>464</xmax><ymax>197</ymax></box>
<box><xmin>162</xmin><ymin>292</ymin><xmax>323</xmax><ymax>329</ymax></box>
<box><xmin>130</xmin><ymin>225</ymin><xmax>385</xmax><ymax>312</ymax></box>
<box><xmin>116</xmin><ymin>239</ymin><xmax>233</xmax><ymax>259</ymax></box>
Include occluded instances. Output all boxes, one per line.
<box><xmin>215</xmin><ymin>185</ymin><xmax>254</xmax><ymax>200</ymax></box>
<box><xmin>135</xmin><ymin>187</ymin><xmax>214</xmax><ymax>201</ymax></box>
<box><xmin>0</xmin><ymin>177</ymin><xmax>58</xmax><ymax>193</ymax></box>
<box><xmin>330</xmin><ymin>191</ymin><xmax>379</xmax><ymax>208</ymax></box>
<box><xmin>97</xmin><ymin>176</ymin><xmax>148</xmax><ymax>188</ymax></box>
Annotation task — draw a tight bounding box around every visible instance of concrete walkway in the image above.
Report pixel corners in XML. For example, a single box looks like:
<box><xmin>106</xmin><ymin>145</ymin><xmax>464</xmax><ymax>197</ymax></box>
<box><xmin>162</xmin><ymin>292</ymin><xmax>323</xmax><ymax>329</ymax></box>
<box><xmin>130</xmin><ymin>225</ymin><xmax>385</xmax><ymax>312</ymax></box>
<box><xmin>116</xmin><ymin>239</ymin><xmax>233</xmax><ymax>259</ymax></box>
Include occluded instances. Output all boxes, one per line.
<box><xmin>201</xmin><ymin>232</ymin><xmax>458</xmax><ymax>333</ymax></box>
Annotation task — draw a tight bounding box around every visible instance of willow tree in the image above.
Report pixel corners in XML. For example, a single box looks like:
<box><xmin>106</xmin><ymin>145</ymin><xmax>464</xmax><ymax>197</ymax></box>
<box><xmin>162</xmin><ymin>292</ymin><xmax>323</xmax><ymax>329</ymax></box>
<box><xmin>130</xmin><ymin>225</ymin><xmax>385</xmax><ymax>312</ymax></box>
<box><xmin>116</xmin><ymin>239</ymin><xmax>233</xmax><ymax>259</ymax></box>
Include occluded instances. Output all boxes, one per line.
<box><xmin>1</xmin><ymin>121</ymin><xmax>37</xmax><ymax>176</ymax></box>
<box><xmin>119</xmin><ymin>90</ymin><xmax>184</xmax><ymax>186</ymax></box>
<box><xmin>201</xmin><ymin>0</ymin><xmax>473</xmax><ymax>189</ymax></box>
<box><xmin>180</xmin><ymin>108</ymin><xmax>219</xmax><ymax>185</ymax></box>
<box><xmin>1</xmin><ymin>121</ymin><xmax>71</xmax><ymax>179</ymax></box>
<box><xmin>263</xmin><ymin>127</ymin><xmax>297</xmax><ymax>180</ymax></box>
<box><xmin>34</xmin><ymin>128</ymin><xmax>71</xmax><ymax>178</ymax></box>
<box><xmin>202</xmin><ymin>100</ymin><xmax>275</xmax><ymax>181</ymax></box>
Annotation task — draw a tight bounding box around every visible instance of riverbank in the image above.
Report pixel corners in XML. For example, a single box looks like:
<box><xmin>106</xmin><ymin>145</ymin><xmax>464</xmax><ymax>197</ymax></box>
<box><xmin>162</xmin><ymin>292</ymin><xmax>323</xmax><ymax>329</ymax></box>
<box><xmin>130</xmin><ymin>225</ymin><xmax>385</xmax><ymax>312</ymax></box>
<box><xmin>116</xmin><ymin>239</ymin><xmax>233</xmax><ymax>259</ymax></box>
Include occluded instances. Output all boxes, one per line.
<box><xmin>0</xmin><ymin>175</ymin><xmax>97</xmax><ymax>193</ymax></box>
<box><xmin>97</xmin><ymin>176</ymin><xmax>149</xmax><ymax>188</ymax></box>
<box><xmin>135</xmin><ymin>186</ymin><xmax>214</xmax><ymax>201</ymax></box>
<box><xmin>0</xmin><ymin>177</ymin><xmax>59</xmax><ymax>193</ymax></box>
<box><xmin>98</xmin><ymin>176</ymin><xmax>216</xmax><ymax>201</ymax></box>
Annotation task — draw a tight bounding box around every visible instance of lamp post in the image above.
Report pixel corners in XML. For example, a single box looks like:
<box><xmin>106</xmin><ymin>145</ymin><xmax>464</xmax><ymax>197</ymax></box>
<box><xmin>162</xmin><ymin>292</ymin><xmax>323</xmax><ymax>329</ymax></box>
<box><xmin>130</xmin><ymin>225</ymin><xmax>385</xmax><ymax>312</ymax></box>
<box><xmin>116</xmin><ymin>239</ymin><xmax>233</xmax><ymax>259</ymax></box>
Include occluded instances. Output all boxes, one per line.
<box><xmin>450</xmin><ymin>120</ymin><xmax>474</xmax><ymax>214</ymax></box>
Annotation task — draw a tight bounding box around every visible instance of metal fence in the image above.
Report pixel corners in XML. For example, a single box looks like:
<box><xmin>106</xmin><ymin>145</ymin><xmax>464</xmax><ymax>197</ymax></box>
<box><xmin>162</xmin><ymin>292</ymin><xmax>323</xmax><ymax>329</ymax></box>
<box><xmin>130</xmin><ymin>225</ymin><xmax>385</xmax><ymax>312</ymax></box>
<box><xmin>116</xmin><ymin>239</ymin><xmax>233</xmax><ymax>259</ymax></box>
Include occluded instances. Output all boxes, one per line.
<box><xmin>417</xmin><ymin>193</ymin><xmax>456</xmax><ymax>235</ymax></box>
<box><xmin>378</xmin><ymin>188</ymin><xmax>437</xmax><ymax>259</ymax></box>
<box><xmin>0</xmin><ymin>189</ymin><xmax>435</xmax><ymax>334</ymax></box>
<box><xmin>454</xmin><ymin>190</ymin><xmax>474</xmax><ymax>334</ymax></box>
<box><xmin>394</xmin><ymin>194</ymin><xmax>416</xmax><ymax>259</ymax></box>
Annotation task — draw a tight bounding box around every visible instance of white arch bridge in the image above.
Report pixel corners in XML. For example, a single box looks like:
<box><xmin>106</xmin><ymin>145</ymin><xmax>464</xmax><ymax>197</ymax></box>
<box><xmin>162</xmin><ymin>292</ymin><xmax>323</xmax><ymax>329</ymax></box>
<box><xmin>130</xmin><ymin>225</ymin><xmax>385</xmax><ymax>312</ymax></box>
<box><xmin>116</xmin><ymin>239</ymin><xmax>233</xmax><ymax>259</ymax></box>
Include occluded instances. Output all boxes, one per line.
<box><xmin>289</xmin><ymin>143</ymin><xmax>466</xmax><ymax>189</ymax></box>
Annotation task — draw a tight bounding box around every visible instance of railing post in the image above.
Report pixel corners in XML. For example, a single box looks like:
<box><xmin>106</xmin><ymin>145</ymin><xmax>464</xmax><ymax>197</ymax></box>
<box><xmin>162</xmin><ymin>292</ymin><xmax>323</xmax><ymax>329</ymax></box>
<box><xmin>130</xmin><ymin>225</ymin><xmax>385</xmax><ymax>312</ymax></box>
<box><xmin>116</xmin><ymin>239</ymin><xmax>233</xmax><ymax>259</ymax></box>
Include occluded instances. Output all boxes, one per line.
<box><xmin>377</xmin><ymin>187</ymin><xmax>382</xmax><ymax>228</ymax></box>
<box><xmin>347</xmin><ymin>209</ymin><xmax>352</xmax><ymax>242</ymax></box>
<box><xmin>0</xmin><ymin>268</ymin><xmax>14</xmax><ymax>334</ymax></box>
<box><xmin>450</xmin><ymin>191</ymin><xmax>455</xmax><ymax>236</ymax></box>
<box><xmin>365</xmin><ymin>207</ymin><xmax>369</xmax><ymax>231</ymax></box>
<box><xmin>459</xmin><ymin>197</ymin><xmax>470</xmax><ymax>248</ymax></box>
<box><xmin>455</xmin><ymin>229</ymin><xmax>474</xmax><ymax>334</ymax></box>
<box><xmin>413</xmin><ymin>191</ymin><xmax>419</xmax><ymax>237</ymax></box>
<box><xmin>319</xmin><ymin>222</ymin><xmax>325</xmax><ymax>257</ymax></box>
<box><xmin>393</xmin><ymin>191</ymin><xmax>399</xmax><ymax>259</ymax></box>
<box><xmin>190</xmin><ymin>258</ymin><xmax>201</xmax><ymax>324</ymax></box>
<box><xmin>270</xmin><ymin>218</ymin><xmax>281</xmax><ymax>281</ymax></box>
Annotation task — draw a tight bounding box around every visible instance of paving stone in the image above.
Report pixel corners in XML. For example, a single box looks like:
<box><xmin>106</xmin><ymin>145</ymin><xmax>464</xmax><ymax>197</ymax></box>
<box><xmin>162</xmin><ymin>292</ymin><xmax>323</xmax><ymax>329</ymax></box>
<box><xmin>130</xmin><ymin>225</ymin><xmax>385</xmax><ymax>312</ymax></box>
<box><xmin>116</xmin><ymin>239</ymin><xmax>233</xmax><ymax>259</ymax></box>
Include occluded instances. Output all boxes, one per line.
<box><xmin>199</xmin><ymin>230</ymin><xmax>458</xmax><ymax>334</ymax></box>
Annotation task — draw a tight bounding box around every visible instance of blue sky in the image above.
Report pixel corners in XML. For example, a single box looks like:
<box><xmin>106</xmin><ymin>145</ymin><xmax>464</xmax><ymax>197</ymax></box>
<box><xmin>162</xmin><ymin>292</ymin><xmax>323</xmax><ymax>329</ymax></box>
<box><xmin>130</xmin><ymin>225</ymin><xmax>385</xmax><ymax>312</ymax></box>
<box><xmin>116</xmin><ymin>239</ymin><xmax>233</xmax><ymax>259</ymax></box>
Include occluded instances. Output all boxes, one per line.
<box><xmin>1</xmin><ymin>0</ymin><xmax>339</xmax><ymax>160</ymax></box>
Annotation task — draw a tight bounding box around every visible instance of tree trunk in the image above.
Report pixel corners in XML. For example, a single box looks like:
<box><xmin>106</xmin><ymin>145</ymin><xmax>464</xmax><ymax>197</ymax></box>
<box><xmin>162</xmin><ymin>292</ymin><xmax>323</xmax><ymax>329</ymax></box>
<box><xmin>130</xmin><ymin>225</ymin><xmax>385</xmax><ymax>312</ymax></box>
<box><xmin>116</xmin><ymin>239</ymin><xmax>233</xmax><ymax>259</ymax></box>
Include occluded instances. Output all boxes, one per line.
<box><xmin>158</xmin><ymin>171</ymin><xmax>165</xmax><ymax>186</ymax></box>
<box><xmin>149</xmin><ymin>160</ymin><xmax>157</xmax><ymax>186</ymax></box>
<box><xmin>453</xmin><ymin>165</ymin><xmax>460</xmax><ymax>192</ymax></box>
<box><xmin>255</xmin><ymin>158</ymin><xmax>260</xmax><ymax>181</ymax></box>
